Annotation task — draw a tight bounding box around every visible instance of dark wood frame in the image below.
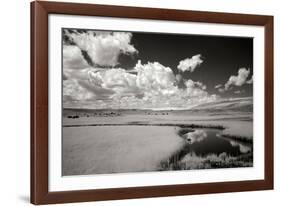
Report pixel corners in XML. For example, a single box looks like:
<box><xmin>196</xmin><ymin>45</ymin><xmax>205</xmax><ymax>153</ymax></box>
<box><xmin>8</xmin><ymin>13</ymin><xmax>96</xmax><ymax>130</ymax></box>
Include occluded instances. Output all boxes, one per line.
<box><xmin>31</xmin><ymin>0</ymin><xmax>274</xmax><ymax>204</ymax></box>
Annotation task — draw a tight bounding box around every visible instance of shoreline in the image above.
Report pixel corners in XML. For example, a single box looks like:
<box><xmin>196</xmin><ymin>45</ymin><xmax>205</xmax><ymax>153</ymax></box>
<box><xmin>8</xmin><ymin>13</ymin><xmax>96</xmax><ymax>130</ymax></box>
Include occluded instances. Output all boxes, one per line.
<box><xmin>63</xmin><ymin>123</ymin><xmax>225</xmax><ymax>130</ymax></box>
<box><xmin>63</xmin><ymin>122</ymin><xmax>252</xmax><ymax>143</ymax></box>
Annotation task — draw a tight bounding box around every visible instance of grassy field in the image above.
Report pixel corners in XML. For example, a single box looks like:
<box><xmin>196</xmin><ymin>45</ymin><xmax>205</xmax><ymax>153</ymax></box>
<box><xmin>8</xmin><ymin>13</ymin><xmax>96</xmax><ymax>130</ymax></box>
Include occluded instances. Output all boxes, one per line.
<box><xmin>62</xmin><ymin>106</ymin><xmax>253</xmax><ymax>176</ymax></box>
<box><xmin>63</xmin><ymin>125</ymin><xmax>184</xmax><ymax>175</ymax></box>
<box><xmin>63</xmin><ymin>109</ymin><xmax>253</xmax><ymax>138</ymax></box>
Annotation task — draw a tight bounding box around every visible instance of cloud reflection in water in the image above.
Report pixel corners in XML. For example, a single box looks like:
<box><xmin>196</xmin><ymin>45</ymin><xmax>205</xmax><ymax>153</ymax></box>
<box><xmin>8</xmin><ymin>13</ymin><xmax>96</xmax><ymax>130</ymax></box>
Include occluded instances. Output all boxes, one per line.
<box><xmin>183</xmin><ymin>130</ymin><xmax>207</xmax><ymax>144</ymax></box>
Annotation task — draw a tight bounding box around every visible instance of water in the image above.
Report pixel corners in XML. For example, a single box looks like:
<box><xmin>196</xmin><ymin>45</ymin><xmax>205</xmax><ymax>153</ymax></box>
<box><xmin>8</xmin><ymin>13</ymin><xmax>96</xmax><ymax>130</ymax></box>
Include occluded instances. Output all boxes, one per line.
<box><xmin>184</xmin><ymin>128</ymin><xmax>252</xmax><ymax>156</ymax></box>
<box><xmin>161</xmin><ymin>127</ymin><xmax>253</xmax><ymax>170</ymax></box>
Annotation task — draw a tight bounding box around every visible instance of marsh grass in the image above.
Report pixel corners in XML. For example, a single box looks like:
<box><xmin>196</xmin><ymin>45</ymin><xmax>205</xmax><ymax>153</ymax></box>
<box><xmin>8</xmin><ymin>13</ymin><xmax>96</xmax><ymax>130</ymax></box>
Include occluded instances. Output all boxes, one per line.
<box><xmin>159</xmin><ymin>127</ymin><xmax>253</xmax><ymax>171</ymax></box>
<box><xmin>160</xmin><ymin>152</ymin><xmax>253</xmax><ymax>171</ymax></box>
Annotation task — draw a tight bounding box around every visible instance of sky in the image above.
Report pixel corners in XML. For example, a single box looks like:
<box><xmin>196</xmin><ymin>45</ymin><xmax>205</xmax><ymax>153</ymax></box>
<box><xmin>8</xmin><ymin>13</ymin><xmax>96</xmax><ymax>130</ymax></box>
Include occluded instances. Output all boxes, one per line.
<box><xmin>62</xmin><ymin>28</ymin><xmax>253</xmax><ymax>109</ymax></box>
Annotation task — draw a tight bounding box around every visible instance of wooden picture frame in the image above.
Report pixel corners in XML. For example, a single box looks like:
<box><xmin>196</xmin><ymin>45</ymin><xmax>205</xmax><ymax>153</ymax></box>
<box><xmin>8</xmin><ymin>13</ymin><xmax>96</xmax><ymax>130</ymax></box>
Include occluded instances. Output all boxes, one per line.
<box><xmin>31</xmin><ymin>0</ymin><xmax>274</xmax><ymax>204</ymax></box>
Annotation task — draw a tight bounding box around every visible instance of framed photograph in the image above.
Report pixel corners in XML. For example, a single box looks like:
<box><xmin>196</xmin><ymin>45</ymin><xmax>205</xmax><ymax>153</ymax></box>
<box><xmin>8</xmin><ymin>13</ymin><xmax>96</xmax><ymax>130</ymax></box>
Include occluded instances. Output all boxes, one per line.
<box><xmin>31</xmin><ymin>1</ymin><xmax>274</xmax><ymax>204</ymax></box>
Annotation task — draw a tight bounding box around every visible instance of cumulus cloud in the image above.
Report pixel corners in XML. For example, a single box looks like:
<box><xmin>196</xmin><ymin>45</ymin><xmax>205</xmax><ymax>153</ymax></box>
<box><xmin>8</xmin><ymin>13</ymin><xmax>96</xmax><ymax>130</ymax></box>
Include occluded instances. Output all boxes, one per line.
<box><xmin>225</xmin><ymin>68</ymin><xmax>251</xmax><ymax>90</ymax></box>
<box><xmin>218</xmin><ymin>88</ymin><xmax>225</xmax><ymax>93</ymax></box>
<box><xmin>175</xmin><ymin>74</ymin><xmax>182</xmax><ymax>83</ymax></box>
<box><xmin>88</xmin><ymin>68</ymin><xmax>140</xmax><ymax>97</ymax></box>
<box><xmin>63</xmin><ymin>60</ymin><xmax>217</xmax><ymax>109</ymax></box>
<box><xmin>186</xmin><ymin>80</ymin><xmax>207</xmax><ymax>90</ymax></box>
<box><xmin>65</xmin><ymin>30</ymin><xmax>137</xmax><ymax>67</ymax></box>
<box><xmin>63</xmin><ymin>45</ymin><xmax>92</xmax><ymax>81</ymax></box>
<box><xmin>214</xmin><ymin>84</ymin><xmax>222</xmax><ymax>89</ymax></box>
<box><xmin>177</xmin><ymin>54</ymin><xmax>203</xmax><ymax>72</ymax></box>
<box><xmin>63</xmin><ymin>45</ymin><xmax>89</xmax><ymax>71</ymax></box>
<box><xmin>246</xmin><ymin>76</ymin><xmax>253</xmax><ymax>84</ymax></box>
<box><xmin>63</xmin><ymin>79</ymin><xmax>94</xmax><ymax>102</ymax></box>
<box><xmin>215</xmin><ymin>68</ymin><xmax>252</xmax><ymax>93</ymax></box>
<box><xmin>184</xmin><ymin>79</ymin><xmax>207</xmax><ymax>97</ymax></box>
<box><xmin>86</xmin><ymin>61</ymin><xmax>177</xmax><ymax>100</ymax></box>
<box><xmin>62</xmin><ymin>31</ymin><xmax>218</xmax><ymax>109</ymax></box>
<box><xmin>135</xmin><ymin>60</ymin><xmax>176</xmax><ymax>97</ymax></box>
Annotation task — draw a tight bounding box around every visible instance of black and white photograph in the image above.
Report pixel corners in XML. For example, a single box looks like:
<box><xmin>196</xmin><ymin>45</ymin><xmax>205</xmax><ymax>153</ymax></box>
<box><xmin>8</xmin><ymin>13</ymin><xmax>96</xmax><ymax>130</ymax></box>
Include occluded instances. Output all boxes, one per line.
<box><xmin>62</xmin><ymin>28</ymin><xmax>253</xmax><ymax>176</ymax></box>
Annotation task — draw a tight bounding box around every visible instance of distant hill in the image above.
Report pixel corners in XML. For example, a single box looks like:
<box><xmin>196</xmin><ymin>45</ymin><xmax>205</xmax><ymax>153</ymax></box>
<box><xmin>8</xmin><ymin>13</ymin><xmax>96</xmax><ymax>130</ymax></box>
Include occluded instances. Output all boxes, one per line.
<box><xmin>63</xmin><ymin>97</ymin><xmax>253</xmax><ymax>115</ymax></box>
<box><xmin>190</xmin><ymin>97</ymin><xmax>253</xmax><ymax>112</ymax></box>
